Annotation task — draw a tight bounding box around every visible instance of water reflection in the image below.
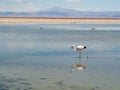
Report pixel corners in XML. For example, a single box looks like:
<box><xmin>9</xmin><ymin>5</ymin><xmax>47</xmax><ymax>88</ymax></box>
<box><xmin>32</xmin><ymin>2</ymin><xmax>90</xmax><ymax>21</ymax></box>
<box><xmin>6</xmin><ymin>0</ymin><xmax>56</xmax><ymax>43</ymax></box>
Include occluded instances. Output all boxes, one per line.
<box><xmin>70</xmin><ymin>56</ymin><xmax>87</xmax><ymax>72</ymax></box>
<box><xmin>71</xmin><ymin>63</ymin><xmax>86</xmax><ymax>71</ymax></box>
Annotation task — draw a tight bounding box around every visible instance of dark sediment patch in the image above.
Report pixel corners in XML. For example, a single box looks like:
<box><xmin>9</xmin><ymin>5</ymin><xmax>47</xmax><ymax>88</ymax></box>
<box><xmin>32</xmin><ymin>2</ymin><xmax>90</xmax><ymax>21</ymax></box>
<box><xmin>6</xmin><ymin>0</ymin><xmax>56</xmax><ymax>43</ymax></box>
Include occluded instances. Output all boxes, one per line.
<box><xmin>19</xmin><ymin>82</ymin><xmax>31</xmax><ymax>85</ymax></box>
<box><xmin>90</xmin><ymin>88</ymin><xmax>96</xmax><ymax>90</ymax></box>
<box><xmin>56</xmin><ymin>80</ymin><xmax>65</xmax><ymax>89</ymax></box>
<box><xmin>0</xmin><ymin>75</ymin><xmax>33</xmax><ymax>90</ymax></box>
<box><xmin>4</xmin><ymin>78</ymin><xmax>17</xmax><ymax>83</ymax></box>
<box><xmin>57</xmin><ymin>80</ymin><xmax>64</xmax><ymax>86</ymax></box>
<box><xmin>27</xmin><ymin>87</ymin><xmax>33</xmax><ymax>89</ymax></box>
<box><xmin>0</xmin><ymin>84</ymin><xmax>10</xmax><ymax>90</ymax></box>
<box><xmin>40</xmin><ymin>78</ymin><xmax>47</xmax><ymax>80</ymax></box>
<box><xmin>69</xmin><ymin>85</ymin><xmax>78</xmax><ymax>90</ymax></box>
<box><xmin>16</xmin><ymin>78</ymin><xmax>27</xmax><ymax>81</ymax></box>
<box><xmin>1</xmin><ymin>76</ymin><xmax>7</xmax><ymax>79</ymax></box>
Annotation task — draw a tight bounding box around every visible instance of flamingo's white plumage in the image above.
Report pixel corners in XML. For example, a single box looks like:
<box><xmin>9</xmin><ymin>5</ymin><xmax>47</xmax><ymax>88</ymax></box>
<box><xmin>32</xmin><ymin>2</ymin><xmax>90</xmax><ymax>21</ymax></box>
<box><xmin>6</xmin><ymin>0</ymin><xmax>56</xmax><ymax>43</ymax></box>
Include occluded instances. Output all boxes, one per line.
<box><xmin>71</xmin><ymin>45</ymin><xmax>86</xmax><ymax>51</ymax></box>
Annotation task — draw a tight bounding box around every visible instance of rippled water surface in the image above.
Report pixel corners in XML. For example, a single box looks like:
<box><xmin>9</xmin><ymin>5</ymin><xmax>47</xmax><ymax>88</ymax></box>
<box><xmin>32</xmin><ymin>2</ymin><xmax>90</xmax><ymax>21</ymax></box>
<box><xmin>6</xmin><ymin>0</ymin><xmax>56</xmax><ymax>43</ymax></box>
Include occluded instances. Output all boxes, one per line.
<box><xmin>0</xmin><ymin>24</ymin><xmax>120</xmax><ymax>90</ymax></box>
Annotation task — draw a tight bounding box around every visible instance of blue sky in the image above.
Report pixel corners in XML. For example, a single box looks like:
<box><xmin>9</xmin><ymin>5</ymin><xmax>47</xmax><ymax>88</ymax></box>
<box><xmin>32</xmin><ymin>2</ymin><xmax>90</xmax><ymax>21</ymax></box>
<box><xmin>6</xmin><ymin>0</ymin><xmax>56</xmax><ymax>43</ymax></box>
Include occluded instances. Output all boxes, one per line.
<box><xmin>0</xmin><ymin>0</ymin><xmax>120</xmax><ymax>12</ymax></box>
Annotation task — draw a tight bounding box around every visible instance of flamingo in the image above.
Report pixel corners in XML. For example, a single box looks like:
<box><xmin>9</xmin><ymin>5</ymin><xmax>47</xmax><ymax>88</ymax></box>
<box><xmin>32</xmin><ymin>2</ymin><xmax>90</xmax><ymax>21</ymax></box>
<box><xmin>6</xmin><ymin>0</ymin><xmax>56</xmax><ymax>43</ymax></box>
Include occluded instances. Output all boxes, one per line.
<box><xmin>70</xmin><ymin>45</ymin><xmax>88</xmax><ymax>71</ymax></box>
<box><xmin>40</xmin><ymin>26</ymin><xmax>44</xmax><ymax>30</ymax></box>
<box><xmin>71</xmin><ymin>45</ymin><xmax>86</xmax><ymax>51</ymax></box>
<box><xmin>71</xmin><ymin>44</ymin><xmax>88</xmax><ymax>58</ymax></box>
<box><xmin>91</xmin><ymin>27</ymin><xmax>96</xmax><ymax>30</ymax></box>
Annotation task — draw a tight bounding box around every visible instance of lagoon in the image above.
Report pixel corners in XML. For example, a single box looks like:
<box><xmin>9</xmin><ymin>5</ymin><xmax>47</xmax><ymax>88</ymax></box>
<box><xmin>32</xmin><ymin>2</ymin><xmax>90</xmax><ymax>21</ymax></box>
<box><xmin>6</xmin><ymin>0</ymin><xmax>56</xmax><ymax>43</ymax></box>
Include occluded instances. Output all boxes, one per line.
<box><xmin>0</xmin><ymin>24</ymin><xmax>120</xmax><ymax>90</ymax></box>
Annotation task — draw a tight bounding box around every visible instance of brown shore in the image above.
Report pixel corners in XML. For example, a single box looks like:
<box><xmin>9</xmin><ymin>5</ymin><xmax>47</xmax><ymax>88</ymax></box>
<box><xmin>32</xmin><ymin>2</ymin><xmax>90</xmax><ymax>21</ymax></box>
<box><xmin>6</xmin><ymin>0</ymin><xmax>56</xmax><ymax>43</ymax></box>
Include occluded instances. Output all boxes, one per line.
<box><xmin>1</xmin><ymin>17</ymin><xmax>120</xmax><ymax>24</ymax></box>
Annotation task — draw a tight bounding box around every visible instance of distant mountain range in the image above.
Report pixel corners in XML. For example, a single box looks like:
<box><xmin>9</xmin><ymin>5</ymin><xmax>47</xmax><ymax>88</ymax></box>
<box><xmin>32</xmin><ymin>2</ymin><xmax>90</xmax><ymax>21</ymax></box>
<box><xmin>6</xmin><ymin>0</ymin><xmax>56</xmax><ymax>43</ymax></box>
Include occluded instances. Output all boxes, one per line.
<box><xmin>0</xmin><ymin>7</ymin><xmax>120</xmax><ymax>18</ymax></box>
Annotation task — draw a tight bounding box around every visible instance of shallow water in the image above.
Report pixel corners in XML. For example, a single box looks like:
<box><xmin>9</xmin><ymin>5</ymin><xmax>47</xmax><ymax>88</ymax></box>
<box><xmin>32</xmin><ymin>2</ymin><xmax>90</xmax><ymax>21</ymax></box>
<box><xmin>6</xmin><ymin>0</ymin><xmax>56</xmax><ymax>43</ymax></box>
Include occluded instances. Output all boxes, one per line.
<box><xmin>0</xmin><ymin>24</ymin><xmax>120</xmax><ymax>90</ymax></box>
